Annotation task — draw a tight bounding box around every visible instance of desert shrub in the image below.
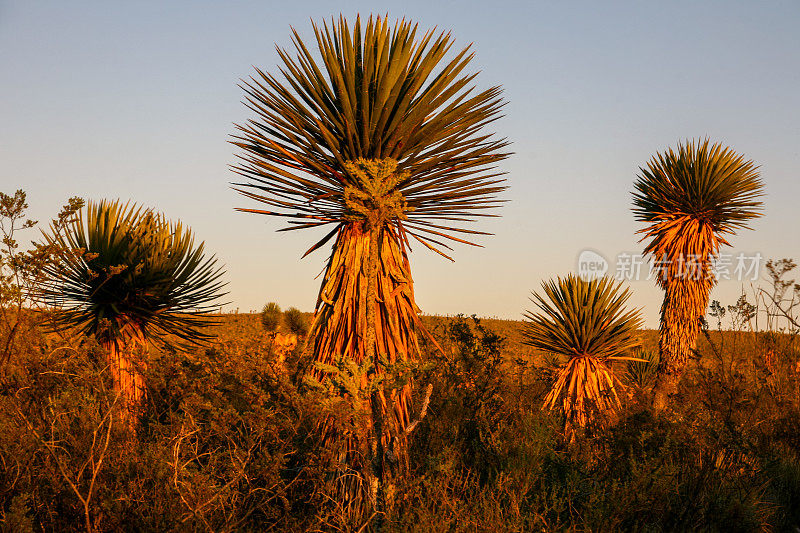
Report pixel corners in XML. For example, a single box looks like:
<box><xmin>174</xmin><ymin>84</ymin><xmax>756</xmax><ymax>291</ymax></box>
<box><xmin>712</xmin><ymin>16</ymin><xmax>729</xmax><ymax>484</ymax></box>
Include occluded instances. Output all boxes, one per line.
<box><xmin>1</xmin><ymin>310</ymin><xmax>800</xmax><ymax>531</ymax></box>
<box><xmin>0</xmin><ymin>190</ymin><xmax>83</xmax><ymax>367</ymax></box>
<box><xmin>261</xmin><ymin>301</ymin><xmax>282</xmax><ymax>331</ymax></box>
<box><xmin>0</xmin><ymin>314</ymin><xmax>344</xmax><ymax>532</ymax></box>
<box><xmin>390</xmin><ymin>312</ymin><xmax>800</xmax><ymax>532</ymax></box>
<box><xmin>414</xmin><ymin>315</ymin><xmax>518</xmax><ymax>476</ymax></box>
<box><xmin>1</xmin><ymin>190</ymin><xmax>799</xmax><ymax>533</ymax></box>
<box><xmin>284</xmin><ymin>307</ymin><xmax>308</xmax><ymax>336</ymax></box>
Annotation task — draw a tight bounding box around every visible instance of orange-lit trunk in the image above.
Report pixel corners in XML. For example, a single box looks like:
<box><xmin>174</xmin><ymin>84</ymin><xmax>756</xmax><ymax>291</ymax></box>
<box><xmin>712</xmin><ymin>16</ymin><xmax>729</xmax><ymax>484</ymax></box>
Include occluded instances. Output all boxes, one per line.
<box><xmin>652</xmin><ymin>277</ymin><xmax>710</xmax><ymax>411</ymax></box>
<box><xmin>102</xmin><ymin>329</ymin><xmax>147</xmax><ymax>430</ymax></box>
<box><xmin>308</xmin><ymin>221</ymin><xmax>420</xmax><ymax>510</ymax></box>
<box><xmin>310</xmin><ymin>222</ymin><xmax>420</xmax><ymax>430</ymax></box>
<box><xmin>643</xmin><ymin>216</ymin><xmax>719</xmax><ymax>412</ymax></box>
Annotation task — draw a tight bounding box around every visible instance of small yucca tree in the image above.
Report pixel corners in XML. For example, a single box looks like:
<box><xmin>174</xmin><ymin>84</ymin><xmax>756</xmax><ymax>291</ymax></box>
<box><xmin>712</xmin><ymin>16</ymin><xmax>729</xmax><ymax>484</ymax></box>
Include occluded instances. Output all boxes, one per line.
<box><xmin>231</xmin><ymin>15</ymin><xmax>508</xmax><ymax>513</ymax></box>
<box><xmin>41</xmin><ymin>200</ymin><xmax>226</xmax><ymax>428</ymax></box>
<box><xmin>523</xmin><ymin>275</ymin><xmax>643</xmax><ymax>436</ymax></box>
<box><xmin>632</xmin><ymin>140</ymin><xmax>763</xmax><ymax>411</ymax></box>
<box><xmin>261</xmin><ymin>302</ymin><xmax>282</xmax><ymax>332</ymax></box>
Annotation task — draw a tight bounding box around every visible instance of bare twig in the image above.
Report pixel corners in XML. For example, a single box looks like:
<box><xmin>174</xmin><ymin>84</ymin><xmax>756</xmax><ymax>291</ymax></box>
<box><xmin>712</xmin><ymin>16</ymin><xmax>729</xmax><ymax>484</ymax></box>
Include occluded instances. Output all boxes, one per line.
<box><xmin>13</xmin><ymin>399</ymin><xmax>115</xmax><ymax>533</ymax></box>
<box><xmin>405</xmin><ymin>383</ymin><xmax>434</xmax><ymax>436</ymax></box>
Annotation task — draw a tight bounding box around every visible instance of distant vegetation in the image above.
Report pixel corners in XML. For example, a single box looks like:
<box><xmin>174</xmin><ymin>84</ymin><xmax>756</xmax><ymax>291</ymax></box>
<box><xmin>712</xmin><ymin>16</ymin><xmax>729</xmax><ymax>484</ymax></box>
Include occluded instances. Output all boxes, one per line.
<box><xmin>260</xmin><ymin>302</ymin><xmax>282</xmax><ymax>332</ymax></box>
<box><xmin>284</xmin><ymin>307</ymin><xmax>309</xmax><ymax>337</ymax></box>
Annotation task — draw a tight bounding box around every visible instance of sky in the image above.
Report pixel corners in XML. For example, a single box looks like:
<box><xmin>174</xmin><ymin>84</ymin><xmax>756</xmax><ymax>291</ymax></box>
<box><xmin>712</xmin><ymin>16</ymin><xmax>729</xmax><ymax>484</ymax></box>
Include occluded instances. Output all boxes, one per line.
<box><xmin>1</xmin><ymin>0</ymin><xmax>798</xmax><ymax>327</ymax></box>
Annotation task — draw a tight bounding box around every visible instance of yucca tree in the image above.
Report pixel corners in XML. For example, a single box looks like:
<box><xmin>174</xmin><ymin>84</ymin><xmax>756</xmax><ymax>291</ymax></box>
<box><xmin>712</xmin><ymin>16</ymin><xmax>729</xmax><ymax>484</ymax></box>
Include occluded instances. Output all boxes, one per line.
<box><xmin>523</xmin><ymin>274</ymin><xmax>643</xmax><ymax>436</ymax></box>
<box><xmin>231</xmin><ymin>14</ymin><xmax>508</xmax><ymax>513</ymax></box>
<box><xmin>632</xmin><ymin>139</ymin><xmax>763</xmax><ymax>411</ymax></box>
<box><xmin>41</xmin><ymin>200</ymin><xmax>226</xmax><ymax>427</ymax></box>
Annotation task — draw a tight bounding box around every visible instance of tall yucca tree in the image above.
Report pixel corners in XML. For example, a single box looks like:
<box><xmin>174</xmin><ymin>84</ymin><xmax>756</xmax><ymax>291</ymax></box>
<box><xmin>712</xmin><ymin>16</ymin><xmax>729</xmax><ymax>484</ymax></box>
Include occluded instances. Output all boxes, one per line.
<box><xmin>523</xmin><ymin>274</ymin><xmax>642</xmax><ymax>436</ymax></box>
<box><xmin>632</xmin><ymin>139</ymin><xmax>763</xmax><ymax>411</ymax></box>
<box><xmin>231</xmin><ymin>14</ymin><xmax>508</xmax><ymax>512</ymax></box>
<box><xmin>41</xmin><ymin>200</ymin><xmax>226</xmax><ymax>427</ymax></box>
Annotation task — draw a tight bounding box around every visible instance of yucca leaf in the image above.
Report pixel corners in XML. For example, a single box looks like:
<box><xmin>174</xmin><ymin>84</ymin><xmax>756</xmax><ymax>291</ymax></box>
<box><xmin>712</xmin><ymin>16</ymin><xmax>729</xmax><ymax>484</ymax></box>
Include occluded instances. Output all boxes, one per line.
<box><xmin>232</xmin><ymin>15</ymin><xmax>509</xmax><ymax>256</ymax></box>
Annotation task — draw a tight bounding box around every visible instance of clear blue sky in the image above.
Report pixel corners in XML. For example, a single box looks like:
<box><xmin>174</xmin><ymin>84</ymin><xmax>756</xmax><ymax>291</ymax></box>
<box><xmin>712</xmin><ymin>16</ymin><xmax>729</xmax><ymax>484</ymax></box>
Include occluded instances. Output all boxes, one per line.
<box><xmin>2</xmin><ymin>1</ymin><xmax>798</xmax><ymax>327</ymax></box>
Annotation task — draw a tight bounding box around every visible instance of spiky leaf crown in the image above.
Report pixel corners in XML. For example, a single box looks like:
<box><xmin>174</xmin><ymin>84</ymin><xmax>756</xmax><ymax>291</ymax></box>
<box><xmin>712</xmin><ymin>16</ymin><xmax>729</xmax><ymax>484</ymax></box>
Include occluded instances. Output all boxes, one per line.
<box><xmin>632</xmin><ymin>139</ymin><xmax>763</xmax><ymax>235</ymax></box>
<box><xmin>522</xmin><ymin>274</ymin><xmax>643</xmax><ymax>360</ymax></box>
<box><xmin>232</xmin><ymin>15</ymin><xmax>510</xmax><ymax>260</ymax></box>
<box><xmin>41</xmin><ymin>200</ymin><xmax>227</xmax><ymax>347</ymax></box>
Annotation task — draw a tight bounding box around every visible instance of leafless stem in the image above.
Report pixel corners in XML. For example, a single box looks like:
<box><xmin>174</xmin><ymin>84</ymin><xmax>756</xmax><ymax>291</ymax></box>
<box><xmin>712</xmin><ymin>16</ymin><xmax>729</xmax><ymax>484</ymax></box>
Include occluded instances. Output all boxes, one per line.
<box><xmin>13</xmin><ymin>399</ymin><xmax>115</xmax><ymax>533</ymax></box>
<box><xmin>405</xmin><ymin>383</ymin><xmax>434</xmax><ymax>436</ymax></box>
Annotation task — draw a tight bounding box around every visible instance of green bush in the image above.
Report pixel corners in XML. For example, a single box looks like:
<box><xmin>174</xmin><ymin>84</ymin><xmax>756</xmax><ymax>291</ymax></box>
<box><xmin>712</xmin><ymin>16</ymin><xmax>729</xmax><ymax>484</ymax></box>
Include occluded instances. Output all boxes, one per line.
<box><xmin>625</xmin><ymin>346</ymin><xmax>660</xmax><ymax>389</ymax></box>
<box><xmin>261</xmin><ymin>302</ymin><xmax>282</xmax><ymax>331</ymax></box>
<box><xmin>284</xmin><ymin>307</ymin><xmax>308</xmax><ymax>336</ymax></box>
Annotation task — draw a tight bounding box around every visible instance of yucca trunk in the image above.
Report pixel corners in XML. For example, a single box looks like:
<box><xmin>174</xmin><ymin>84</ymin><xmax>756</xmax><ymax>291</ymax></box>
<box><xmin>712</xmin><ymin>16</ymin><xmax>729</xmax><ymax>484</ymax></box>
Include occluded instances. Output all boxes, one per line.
<box><xmin>543</xmin><ymin>355</ymin><xmax>621</xmax><ymax>436</ymax></box>
<box><xmin>101</xmin><ymin>326</ymin><xmax>147</xmax><ymax>430</ymax></box>
<box><xmin>650</xmin><ymin>219</ymin><xmax>716</xmax><ymax>412</ymax></box>
<box><xmin>652</xmin><ymin>279</ymin><xmax>710</xmax><ymax>410</ymax></box>
<box><xmin>308</xmin><ymin>221</ymin><xmax>420</xmax><ymax>510</ymax></box>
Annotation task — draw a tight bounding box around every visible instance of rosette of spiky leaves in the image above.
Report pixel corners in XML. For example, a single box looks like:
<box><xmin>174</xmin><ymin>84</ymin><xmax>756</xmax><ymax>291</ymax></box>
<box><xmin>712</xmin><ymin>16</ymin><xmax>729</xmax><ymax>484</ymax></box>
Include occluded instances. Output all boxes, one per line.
<box><xmin>522</xmin><ymin>275</ymin><xmax>643</xmax><ymax>433</ymax></box>
<box><xmin>624</xmin><ymin>347</ymin><xmax>659</xmax><ymax>389</ymax></box>
<box><xmin>631</xmin><ymin>139</ymin><xmax>763</xmax><ymax>410</ymax></box>
<box><xmin>632</xmin><ymin>139</ymin><xmax>763</xmax><ymax>284</ymax></box>
<box><xmin>41</xmin><ymin>200</ymin><xmax>227</xmax><ymax>349</ymax></box>
<box><xmin>232</xmin><ymin>14</ymin><xmax>509</xmax><ymax>260</ymax></box>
